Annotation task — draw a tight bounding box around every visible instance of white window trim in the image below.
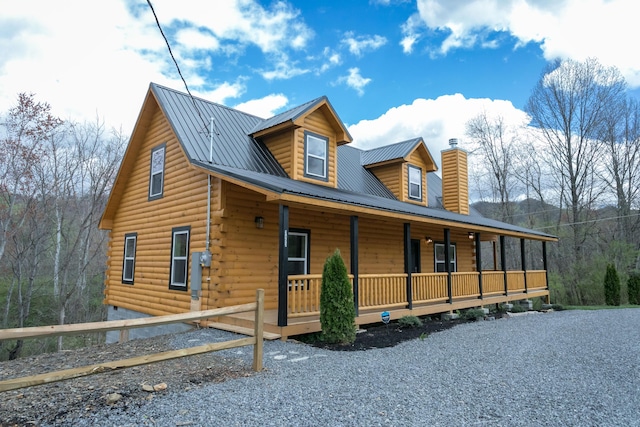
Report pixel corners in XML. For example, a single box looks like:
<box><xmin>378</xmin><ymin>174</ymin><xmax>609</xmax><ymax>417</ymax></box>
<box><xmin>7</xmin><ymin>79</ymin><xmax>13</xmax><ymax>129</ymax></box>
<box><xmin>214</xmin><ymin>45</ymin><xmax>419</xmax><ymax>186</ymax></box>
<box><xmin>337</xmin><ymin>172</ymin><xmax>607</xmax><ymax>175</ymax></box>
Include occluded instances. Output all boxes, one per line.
<box><xmin>149</xmin><ymin>145</ymin><xmax>165</xmax><ymax>199</ymax></box>
<box><xmin>122</xmin><ymin>233</ymin><xmax>137</xmax><ymax>284</ymax></box>
<box><xmin>304</xmin><ymin>132</ymin><xmax>328</xmax><ymax>180</ymax></box>
<box><xmin>170</xmin><ymin>227</ymin><xmax>190</xmax><ymax>289</ymax></box>
<box><xmin>408</xmin><ymin>164</ymin><xmax>422</xmax><ymax>200</ymax></box>
<box><xmin>435</xmin><ymin>243</ymin><xmax>456</xmax><ymax>273</ymax></box>
<box><xmin>287</xmin><ymin>231</ymin><xmax>308</xmax><ymax>273</ymax></box>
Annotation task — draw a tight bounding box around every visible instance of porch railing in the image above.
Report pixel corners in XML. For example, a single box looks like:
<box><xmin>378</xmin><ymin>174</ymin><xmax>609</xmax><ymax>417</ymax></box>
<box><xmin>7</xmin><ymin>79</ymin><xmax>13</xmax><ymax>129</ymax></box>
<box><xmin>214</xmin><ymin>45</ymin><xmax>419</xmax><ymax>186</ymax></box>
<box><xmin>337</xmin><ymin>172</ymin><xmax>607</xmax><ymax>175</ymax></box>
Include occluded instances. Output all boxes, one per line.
<box><xmin>412</xmin><ymin>273</ymin><xmax>448</xmax><ymax>303</ymax></box>
<box><xmin>507</xmin><ymin>271</ymin><xmax>526</xmax><ymax>292</ymax></box>
<box><xmin>358</xmin><ymin>274</ymin><xmax>407</xmax><ymax>311</ymax></box>
<box><xmin>452</xmin><ymin>272</ymin><xmax>481</xmax><ymax>298</ymax></box>
<box><xmin>482</xmin><ymin>271</ymin><xmax>505</xmax><ymax>295</ymax></box>
<box><xmin>287</xmin><ymin>270</ymin><xmax>547</xmax><ymax>317</ymax></box>
<box><xmin>526</xmin><ymin>270</ymin><xmax>547</xmax><ymax>290</ymax></box>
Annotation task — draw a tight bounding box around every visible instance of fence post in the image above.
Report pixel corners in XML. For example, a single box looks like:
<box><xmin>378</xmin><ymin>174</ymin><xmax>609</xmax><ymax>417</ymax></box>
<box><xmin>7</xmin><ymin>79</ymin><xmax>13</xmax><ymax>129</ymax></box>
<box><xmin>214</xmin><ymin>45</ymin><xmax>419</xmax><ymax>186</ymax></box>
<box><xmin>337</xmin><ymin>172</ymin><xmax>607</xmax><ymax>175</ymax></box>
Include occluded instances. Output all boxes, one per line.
<box><xmin>252</xmin><ymin>289</ymin><xmax>264</xmax><ymax>372</ymax></box>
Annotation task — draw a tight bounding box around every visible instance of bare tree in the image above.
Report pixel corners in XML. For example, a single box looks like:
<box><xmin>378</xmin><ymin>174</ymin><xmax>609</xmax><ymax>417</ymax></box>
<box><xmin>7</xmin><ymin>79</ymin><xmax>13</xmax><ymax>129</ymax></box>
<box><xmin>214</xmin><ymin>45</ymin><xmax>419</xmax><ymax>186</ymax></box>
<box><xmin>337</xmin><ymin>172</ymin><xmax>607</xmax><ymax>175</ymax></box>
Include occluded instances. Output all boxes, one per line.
<box><xmin>525</xmin><ymin>58</ymin><xmax>627</xmax><ymax>303</ymax></box>
<box><xmin>598</xmin><ymin>96</ymin><xmax>640</xmax><ymax>249</ymax></box>
<box><xmin>465</xmin><ymin>112</ymin><xmax>521</xmax><ymax>223</ymax></box>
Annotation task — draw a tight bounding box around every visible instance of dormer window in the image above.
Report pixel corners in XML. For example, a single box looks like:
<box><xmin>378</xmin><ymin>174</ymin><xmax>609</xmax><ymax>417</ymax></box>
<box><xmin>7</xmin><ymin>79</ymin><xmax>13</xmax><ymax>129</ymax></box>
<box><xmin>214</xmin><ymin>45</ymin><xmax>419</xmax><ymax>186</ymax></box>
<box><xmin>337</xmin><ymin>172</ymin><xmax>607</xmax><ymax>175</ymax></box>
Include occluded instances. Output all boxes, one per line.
<box><xmin>149</xmin><ymin>144</ymin><xmax>166</xmax><ymax>200</ymax></box>
<box><xmin>408</xmin><ymin>164</ymin><xmax>422</xmax><ymax>201</ymax></box>
<box><xmin>304</xmin><ymin>131</ymin><xmax>328</xmax><ymax>181</ymax></box>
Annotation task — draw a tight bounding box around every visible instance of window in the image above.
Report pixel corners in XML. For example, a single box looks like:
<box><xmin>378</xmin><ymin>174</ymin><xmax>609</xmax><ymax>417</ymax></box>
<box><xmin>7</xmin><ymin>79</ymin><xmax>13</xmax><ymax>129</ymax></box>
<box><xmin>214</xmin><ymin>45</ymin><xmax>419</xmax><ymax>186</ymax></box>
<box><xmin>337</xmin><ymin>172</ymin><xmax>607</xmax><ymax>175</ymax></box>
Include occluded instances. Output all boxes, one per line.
<box><xmin>169</xmin><ymin>226</ymin><xmax>190</xmax><ymax>290</ymax></box>
<box><xmin>408</xmin><ymin>165</ymin><xmax>422</xmax><ymax>201</ymax></box>
<box><xmin>122</xmin><ymin>233</ymin><xmax>137</xmax><ymax>284</ymax></box>
<box><xmin>149</xmin><ymin>144</ymin><xmax>165</xmax><ymax>200</ymax></box>
<box><xmin>287</xmin><ymin>230</ymin><xmax>310</xmax><ymax>275</ymax></box>
<box><xmin>435</xmin><ymin>243</ymin><xmax>456</xmax><ymax>273</ymax></box>
<box><xmin>304</xmin><ymin>131</ymin><xmax>328</xmax><ymax>180</ymax></box>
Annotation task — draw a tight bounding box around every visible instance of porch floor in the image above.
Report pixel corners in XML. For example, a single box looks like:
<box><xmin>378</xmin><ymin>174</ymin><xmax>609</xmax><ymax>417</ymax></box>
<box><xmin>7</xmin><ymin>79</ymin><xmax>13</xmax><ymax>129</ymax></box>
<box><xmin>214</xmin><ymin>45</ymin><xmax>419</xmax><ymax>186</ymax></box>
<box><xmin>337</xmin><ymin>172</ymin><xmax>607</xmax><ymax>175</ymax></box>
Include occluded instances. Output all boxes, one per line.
<box><xmin>211</xmin><ymin>289</ymin><xmax>549</xmax><ymax>340</ymax></box>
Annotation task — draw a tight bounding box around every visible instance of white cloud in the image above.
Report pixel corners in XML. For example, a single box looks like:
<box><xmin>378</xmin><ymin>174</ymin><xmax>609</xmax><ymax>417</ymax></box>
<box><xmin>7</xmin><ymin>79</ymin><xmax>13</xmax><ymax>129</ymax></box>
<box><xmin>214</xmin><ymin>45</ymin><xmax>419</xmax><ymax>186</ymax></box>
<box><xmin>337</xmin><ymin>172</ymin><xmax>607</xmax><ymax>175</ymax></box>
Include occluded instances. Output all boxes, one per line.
<box><xmin>400</xmin><ymin>14</ymin><xmax>424</xmax><ymax>54</ymax></box>
<box><xmin>412</xmin><ymin>0</ymin><xmax>640</xmax><ymax>87</ymax></box>
<box><xmin>347</xmin><ymin>94</ymin><xmax>529</xmax><ymax>166</ymax></box>
<box><xmin>0</xmin><ymin>0</ymin><xmax>315</xmax><ymax>133</ymax></box>
<box><xmin>261</xmin><ymin>57</ymin><xmax>310</xmax><ymax>80</ymax></box>
<box><xmin>198</xmin><ymin>80</ymin><xmax>246</xmax><ymax>105</ymax></box>
<box><xmin>233</xmin><ymin>94</ymin><xmax>289</xmax><ymax>118</ymax></box>
<box><xmin>318</xmin><ymin>47</ymin><xmax>342</xmax><ymax>73</ymax></box>
<box><xmin>338</xmin><ymin>68</ymin><xmax>372</xmax><ymax>96</ymax></box>
<box><xmin>341</xmin><ymin>32</ymin><xmax>388</xmax><ymax>56</ymax></box>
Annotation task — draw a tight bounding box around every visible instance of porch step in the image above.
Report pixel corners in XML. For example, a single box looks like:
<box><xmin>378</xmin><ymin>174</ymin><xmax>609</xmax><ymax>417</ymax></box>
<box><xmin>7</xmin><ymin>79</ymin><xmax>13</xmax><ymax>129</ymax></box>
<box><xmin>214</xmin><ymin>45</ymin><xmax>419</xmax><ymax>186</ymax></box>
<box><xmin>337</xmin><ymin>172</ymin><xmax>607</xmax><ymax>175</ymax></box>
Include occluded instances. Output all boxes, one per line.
<box><xmin>207</xmin><ymin>322</ymin><xmax>281</xmax><ymax>340</ymax></box>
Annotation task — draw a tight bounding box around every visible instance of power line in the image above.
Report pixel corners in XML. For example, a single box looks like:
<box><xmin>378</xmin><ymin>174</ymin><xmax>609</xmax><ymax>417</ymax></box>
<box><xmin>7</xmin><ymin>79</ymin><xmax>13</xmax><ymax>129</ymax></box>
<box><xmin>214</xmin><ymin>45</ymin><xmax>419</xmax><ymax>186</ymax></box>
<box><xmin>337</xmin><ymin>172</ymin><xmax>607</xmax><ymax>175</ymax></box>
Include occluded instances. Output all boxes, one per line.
<box><xmin>146</xmin><ymin>0</ymin><xmax>209</xmax><ymax>133</ymax></box>
<box><xmin>533</xmin><ymin>212</ymin><xmax>640</xmax><ymax>230</ymax></box>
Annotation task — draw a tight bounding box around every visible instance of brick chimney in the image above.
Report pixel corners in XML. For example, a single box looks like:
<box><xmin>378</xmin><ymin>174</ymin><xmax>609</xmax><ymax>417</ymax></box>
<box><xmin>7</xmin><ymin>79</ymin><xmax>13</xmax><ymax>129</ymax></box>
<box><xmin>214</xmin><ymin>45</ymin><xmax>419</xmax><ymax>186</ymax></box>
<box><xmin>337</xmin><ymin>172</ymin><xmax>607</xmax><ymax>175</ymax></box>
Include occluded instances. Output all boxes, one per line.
<box><xmin>441</xmin><ymin>138</ymin><xmax>469</xmax><ymax>215</ymax></box>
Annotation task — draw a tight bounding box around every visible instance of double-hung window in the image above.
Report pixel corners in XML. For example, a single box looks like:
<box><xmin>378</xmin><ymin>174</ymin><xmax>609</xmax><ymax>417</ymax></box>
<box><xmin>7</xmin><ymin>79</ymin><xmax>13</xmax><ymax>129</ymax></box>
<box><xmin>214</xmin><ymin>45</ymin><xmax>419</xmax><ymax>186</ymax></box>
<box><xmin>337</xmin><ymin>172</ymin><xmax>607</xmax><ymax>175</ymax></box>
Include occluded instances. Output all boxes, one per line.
<box><xmin>435</xmin><ymin>243</ymin><xmax>456</xmax><ymax>273</ymax></box>
<box><xmin>408</xmin><ymin>165</ymin><xmax>422</xmax><ymax>201</ymax></box>
<box><xmin>287</xmin><ymin>230</ymin><xmax>310</xmax><ymax>276</ymax></box>
<box><xmin>304</xmin><ymin>132</ymin><xmax>328</xmax><ymax>180</ymax></box>
<box><xmin>122</xmin><ymin>233</ymin><xmax>137</xmax><ymax>284</ymax></box>
<box><xmin>169</xmin><ymin>226</ymin><xmax>190</xmax><ymax>290</ymax></box>
<box><xmin>149</xmin><ymin>144</ymin><xmax>165</xmax><ymax>200</ymax></box>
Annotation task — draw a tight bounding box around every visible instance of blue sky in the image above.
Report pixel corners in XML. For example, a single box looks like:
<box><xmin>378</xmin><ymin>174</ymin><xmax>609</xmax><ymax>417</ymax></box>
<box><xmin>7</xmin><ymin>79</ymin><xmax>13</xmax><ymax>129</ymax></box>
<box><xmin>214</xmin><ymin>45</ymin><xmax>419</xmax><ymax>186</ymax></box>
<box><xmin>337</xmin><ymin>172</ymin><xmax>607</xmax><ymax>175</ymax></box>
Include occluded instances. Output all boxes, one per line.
<box><xmin>1</xmin><ymin>0</ymin><xmax>638</xmax><ymax>155</ymax></box>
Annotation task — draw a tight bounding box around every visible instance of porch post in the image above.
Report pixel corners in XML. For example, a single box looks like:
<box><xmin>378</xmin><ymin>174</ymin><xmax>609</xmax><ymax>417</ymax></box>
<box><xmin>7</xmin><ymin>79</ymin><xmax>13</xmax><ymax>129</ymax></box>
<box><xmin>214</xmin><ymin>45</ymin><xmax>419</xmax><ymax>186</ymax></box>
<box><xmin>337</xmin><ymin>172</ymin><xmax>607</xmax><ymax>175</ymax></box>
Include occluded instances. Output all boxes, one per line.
<box><xmin>404</xmin><ymin>223</ymin><xmax>413</xmax><ymax>309</ymax></box>
<box><xmin>500</xmin><ymin>235</ymin><xmax>507</xmax><ymax>295</ymax></box>
<box><xmin>542</xmin><ymin>241</ymin><xmax>549</xmax><ymax>289</ymax></box>
<box><xmin>277</xmin><ymin>204</ymin><xmax>289</xmax><ymax>327</ymax></box>
<box><xmin>475</xmin><ymin>232</ymin><xmax>483</xmax><ymax>299</ymax></box>
<box><xmin>350</xmin><ymin>216</ymin><xmax>359</xmax><ymax>316</ymax></box>
<box><xmin>444</xmin><ymin>228</ymin><xmax>452</xmax><ymax>304</ymax></box>
<box><xmin>521</xmin><ymin>238</ymin><xmax>528</xmax><ymax>293</ymax></box>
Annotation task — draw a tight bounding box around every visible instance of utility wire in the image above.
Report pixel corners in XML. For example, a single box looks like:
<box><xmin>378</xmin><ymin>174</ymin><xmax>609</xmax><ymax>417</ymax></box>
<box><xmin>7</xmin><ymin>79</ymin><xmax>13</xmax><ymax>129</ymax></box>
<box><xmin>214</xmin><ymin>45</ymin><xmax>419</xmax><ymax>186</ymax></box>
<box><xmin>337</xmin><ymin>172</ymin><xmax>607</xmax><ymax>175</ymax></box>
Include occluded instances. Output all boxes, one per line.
<box><xmin>533</xmin><ymin>212</ymin><xmax>640</xmax><ymax>230</ymax></box>
<box><xmin>146</xmin><ymin>0</ymin><xmax>209</xmax><ymax>134</ymax></box>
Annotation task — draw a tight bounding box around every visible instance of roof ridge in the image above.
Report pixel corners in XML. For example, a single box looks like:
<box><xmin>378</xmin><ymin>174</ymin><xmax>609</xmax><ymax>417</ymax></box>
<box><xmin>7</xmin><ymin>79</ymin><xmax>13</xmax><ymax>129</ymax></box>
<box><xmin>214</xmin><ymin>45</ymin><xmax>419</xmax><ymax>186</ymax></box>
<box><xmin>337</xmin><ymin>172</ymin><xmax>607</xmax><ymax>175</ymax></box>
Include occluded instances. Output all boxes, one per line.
<box><xmin>149</xmin><ymin>82</ymin><xmax>266</xmax><ymax>121</ymax></box>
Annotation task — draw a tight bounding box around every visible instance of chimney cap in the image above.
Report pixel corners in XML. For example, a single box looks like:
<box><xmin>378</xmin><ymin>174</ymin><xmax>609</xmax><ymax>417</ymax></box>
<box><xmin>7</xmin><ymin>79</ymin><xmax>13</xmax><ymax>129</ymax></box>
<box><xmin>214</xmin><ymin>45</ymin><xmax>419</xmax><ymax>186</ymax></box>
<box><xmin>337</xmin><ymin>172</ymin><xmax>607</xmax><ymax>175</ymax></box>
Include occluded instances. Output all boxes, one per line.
<box><xmin>448</xmin><ymin>138</ymin><xmax>459</xmax><ymax>147</ymax></box>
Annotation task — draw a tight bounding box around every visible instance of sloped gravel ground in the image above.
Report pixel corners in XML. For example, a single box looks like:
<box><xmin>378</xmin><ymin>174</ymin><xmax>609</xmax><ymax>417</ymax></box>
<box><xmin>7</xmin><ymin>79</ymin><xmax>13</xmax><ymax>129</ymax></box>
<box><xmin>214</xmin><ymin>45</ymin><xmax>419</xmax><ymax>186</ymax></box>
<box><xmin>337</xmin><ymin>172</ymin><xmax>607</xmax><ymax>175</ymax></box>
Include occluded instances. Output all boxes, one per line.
<box><xmin>3</xmin><ymin>309</ymin><xmax>640</xmax><ymax>426</ymax></box>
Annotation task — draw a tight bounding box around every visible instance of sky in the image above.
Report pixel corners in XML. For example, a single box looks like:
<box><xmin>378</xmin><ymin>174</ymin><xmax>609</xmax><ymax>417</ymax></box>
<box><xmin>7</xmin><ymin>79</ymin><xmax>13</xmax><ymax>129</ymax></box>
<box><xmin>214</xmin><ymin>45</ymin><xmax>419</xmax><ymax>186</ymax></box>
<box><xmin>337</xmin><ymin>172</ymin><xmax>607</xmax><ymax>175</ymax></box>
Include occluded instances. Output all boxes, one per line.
<box><xmin>1</xmin><ymin>0</ymin><xmax>639</xmax><ymax>157</ymax></box>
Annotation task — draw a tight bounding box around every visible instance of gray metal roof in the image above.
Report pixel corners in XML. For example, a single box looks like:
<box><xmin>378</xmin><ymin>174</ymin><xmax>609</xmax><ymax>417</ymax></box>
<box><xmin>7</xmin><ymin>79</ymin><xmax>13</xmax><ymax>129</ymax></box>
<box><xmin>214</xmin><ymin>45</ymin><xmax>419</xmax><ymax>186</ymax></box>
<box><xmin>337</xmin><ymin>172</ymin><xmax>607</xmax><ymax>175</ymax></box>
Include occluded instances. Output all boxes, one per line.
<box><xmin>249</xmin><ymin>96</ymin><xmax>326</xmax><ymax>135</ymax></box>
<box><xmin>152</xmin><ymin>83</ymin><xmax>554</xmax><ymax>240</ymax></box>
<box><xmin>361</xmin><ymin>138</ymin><xmax>424</xmax><ymax>166</ymax></box>
<box><xmin>151</xmin><ymin>83</ymin><xmax>287</xmax><ymax>177</ymax></box>
<box><xmin>190</xmin><ymin>160</ymin><xmax>555</xmax><ymax>239</ymax></box>
<box><xmin>337</xmin><ymin>145</ymin><xmax>397</xmax><ymax>198</ymax></box>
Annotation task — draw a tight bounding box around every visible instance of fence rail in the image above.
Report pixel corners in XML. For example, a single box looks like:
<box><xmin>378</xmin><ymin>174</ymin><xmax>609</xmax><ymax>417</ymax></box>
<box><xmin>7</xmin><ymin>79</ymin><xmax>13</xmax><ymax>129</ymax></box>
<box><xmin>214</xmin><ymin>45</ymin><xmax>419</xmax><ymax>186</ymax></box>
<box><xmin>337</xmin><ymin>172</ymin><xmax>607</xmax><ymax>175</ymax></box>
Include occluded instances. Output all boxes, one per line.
<box><xmin>0</xmin><ymin>290</ymin><xmax>265</xmax><ymax>393</ymax></box>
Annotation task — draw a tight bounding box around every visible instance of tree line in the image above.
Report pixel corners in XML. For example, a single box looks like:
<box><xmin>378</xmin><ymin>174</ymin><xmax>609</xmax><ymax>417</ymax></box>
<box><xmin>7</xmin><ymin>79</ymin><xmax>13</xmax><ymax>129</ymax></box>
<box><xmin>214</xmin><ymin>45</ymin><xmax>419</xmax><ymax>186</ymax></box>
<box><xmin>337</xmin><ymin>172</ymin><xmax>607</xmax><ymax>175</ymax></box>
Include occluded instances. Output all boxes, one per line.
<box><xmin>466</xmin><ymin>57</ymin><xmax>640</xmax><ymax>306</ymax></box>
<box><xmin>0</xmin><ymin>94</ymin><xmax>126</xmax><ymax>359</ymax></box>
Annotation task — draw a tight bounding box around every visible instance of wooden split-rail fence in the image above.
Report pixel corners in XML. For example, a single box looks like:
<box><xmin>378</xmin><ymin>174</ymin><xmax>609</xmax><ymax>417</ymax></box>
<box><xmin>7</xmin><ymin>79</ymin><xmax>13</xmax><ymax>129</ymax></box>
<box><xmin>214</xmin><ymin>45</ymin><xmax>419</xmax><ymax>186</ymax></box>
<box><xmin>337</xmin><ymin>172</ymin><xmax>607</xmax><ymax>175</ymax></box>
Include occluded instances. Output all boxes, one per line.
<box><xmin>0</xmin><ymin>289</ymin><xmax>265</xmax><ymax>393</ymax></box>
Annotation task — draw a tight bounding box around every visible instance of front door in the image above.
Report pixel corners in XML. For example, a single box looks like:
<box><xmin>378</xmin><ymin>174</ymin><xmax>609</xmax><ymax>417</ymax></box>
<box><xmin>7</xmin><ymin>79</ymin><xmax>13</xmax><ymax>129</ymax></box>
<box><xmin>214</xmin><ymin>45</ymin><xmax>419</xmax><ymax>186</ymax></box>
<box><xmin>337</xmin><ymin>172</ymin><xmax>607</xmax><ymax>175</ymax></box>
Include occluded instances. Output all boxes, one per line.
<box><xmin>411</xmin><ymin>239</ymin><xmax>421</xmax><ymax>273</ymax></box>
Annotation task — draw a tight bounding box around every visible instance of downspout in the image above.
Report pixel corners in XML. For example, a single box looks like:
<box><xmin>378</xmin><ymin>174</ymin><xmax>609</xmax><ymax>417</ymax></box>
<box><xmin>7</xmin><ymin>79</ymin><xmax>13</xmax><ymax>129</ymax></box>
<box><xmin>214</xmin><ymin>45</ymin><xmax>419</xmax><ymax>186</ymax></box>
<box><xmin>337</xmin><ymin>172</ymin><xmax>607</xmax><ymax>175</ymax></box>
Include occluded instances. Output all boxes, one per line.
<box><xmin>194</xmin><ymin>118</ymin><xmax>214</xmax><ymax>302</ymax></box>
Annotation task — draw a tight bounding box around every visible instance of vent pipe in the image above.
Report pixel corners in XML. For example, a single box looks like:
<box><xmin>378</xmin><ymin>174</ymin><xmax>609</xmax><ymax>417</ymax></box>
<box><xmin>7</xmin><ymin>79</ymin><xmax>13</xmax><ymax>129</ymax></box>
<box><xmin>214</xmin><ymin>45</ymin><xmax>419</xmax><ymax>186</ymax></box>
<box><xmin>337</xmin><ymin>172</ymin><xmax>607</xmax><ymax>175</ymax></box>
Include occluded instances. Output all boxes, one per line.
<box><xmin>448</xmin><ymin>138</ymin><xmax>459</xmax><ymax>148</ymax></box>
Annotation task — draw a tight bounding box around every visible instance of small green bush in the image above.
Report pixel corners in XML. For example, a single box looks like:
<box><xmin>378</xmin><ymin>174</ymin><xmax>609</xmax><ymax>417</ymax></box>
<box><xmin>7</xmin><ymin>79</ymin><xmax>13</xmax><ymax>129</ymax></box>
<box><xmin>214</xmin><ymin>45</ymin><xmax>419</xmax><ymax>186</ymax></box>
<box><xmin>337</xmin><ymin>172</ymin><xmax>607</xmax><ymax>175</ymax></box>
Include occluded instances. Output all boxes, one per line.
<box><xmin>604</xmin><ymin>264</ymin><xmax>621</xmax><ymax>306</ymax></box>
<box><xmin>398</xmin><ymin>315</ymin><xmax>422</xmax><ymax>328</ymax></box>
<box><xmin>320</xmin><ymin>249</ymin><xmax>356</xmax><ymax>344</ymax></box>
<box><xmin>551</xmin><ymin>304</ymin><xmax>564</xmax><ymax>311</ymax></box>
<box><xmin>510</xmin><ymin>304</ymin><xmax>525</xmax><ymax>313</ymax></box>
<box><xmin>462</xmin><ymin>308</ymin><xmax>486</xmax><ymax>321</ymax></box>
<box><xmin>627</xmin><ymin>272</ymin><xmax>640</xmax><ymax>305</ymax></box>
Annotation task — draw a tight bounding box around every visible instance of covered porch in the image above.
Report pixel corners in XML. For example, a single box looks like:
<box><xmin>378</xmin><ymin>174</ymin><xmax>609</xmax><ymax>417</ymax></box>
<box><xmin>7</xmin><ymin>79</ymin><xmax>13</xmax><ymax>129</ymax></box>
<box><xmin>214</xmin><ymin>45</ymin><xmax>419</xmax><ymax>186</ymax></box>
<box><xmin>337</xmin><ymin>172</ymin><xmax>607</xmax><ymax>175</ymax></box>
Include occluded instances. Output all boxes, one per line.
<box><xmin>219</xmin><ymin>203</ymin><xmax>552</xmax><ymax>339</ymax></box>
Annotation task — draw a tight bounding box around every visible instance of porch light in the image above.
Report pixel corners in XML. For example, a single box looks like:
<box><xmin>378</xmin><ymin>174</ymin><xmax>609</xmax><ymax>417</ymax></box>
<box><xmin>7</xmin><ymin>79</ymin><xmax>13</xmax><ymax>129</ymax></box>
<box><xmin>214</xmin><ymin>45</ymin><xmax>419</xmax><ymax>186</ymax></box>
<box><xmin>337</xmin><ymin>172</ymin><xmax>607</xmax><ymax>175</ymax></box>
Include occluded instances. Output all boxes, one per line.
<box><xmin>425</xmin><ymin>236</ymin><xmax>433</xmax><ymax>244</ymax></box>
<box><xmin>468</xmin><ymin>232</ymin><xmax>474</xmax><ymax>240</ymax></box>
<box><xmin>255</xmin><ymin>216</ymin><xmax>264</xmax><ymax>229</ymax></box>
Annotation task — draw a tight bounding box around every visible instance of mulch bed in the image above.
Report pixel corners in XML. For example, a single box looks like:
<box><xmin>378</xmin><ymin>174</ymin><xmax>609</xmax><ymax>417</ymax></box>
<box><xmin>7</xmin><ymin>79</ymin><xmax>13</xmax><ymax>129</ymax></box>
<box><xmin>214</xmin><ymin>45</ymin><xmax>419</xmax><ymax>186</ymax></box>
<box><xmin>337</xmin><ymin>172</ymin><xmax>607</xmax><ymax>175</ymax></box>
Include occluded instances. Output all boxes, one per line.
<box><xmin>307</xmin><ymin>312</ymin><xmax>505</xmax><ymax>351</ymax></box>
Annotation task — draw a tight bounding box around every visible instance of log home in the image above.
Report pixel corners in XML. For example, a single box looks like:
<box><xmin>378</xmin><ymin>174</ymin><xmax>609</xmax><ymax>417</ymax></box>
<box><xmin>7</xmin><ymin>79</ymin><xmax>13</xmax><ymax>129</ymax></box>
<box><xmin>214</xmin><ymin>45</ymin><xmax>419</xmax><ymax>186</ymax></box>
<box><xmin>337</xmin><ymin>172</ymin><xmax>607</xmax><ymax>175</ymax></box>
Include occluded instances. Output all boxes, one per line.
<box><xmin>99</xmin><ymin>83</ymin><xmax>556</xmax><ymax>340</ymax></box>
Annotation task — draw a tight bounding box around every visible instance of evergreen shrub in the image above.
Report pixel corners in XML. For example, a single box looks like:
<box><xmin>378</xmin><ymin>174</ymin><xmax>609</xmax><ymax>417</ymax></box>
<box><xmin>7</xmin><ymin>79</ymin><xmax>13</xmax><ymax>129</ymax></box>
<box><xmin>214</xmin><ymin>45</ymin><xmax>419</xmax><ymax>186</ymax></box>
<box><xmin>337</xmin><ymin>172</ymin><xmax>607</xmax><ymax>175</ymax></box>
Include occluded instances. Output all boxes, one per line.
<box><xmin>320</xmin><ymin>249</ymin><xmax>356</xmax><ymax>344</ymax></box>
<box><xmin>604</xmin><ymin>263</ymin><xmax>621</xmax><ymax>306</ymax></box>
<box><xmin>627</xmin><ymin>271</ymin><xmax>640</xmax><ymax>305</ymax></box>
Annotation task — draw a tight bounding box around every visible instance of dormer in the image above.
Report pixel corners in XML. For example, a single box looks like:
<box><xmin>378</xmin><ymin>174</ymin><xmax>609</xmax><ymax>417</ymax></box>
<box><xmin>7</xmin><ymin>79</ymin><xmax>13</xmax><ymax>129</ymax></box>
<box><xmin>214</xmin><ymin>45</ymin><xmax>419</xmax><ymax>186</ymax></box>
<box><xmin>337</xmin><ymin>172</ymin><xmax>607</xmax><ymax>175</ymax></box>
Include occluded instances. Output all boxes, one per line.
<box><xmin>361</xmin><ymin>138</ymin><xmax>438</xmax><ymax>206</ymax></box>
<box><xmin>250</xmin><ymin>97</ymin><xmax>352</xmax><ymax>188</ymax></box>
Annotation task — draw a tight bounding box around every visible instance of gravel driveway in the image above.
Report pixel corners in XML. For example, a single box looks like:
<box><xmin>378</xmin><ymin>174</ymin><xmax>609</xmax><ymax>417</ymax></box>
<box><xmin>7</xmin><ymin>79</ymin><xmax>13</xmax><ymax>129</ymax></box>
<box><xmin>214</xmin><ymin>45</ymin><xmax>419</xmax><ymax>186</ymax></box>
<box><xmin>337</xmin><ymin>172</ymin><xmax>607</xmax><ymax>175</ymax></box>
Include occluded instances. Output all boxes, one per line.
<box><xmin>72</xmin><ymin>309</ymin><xmax>640</xmax><ymax>426</ymax></box>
